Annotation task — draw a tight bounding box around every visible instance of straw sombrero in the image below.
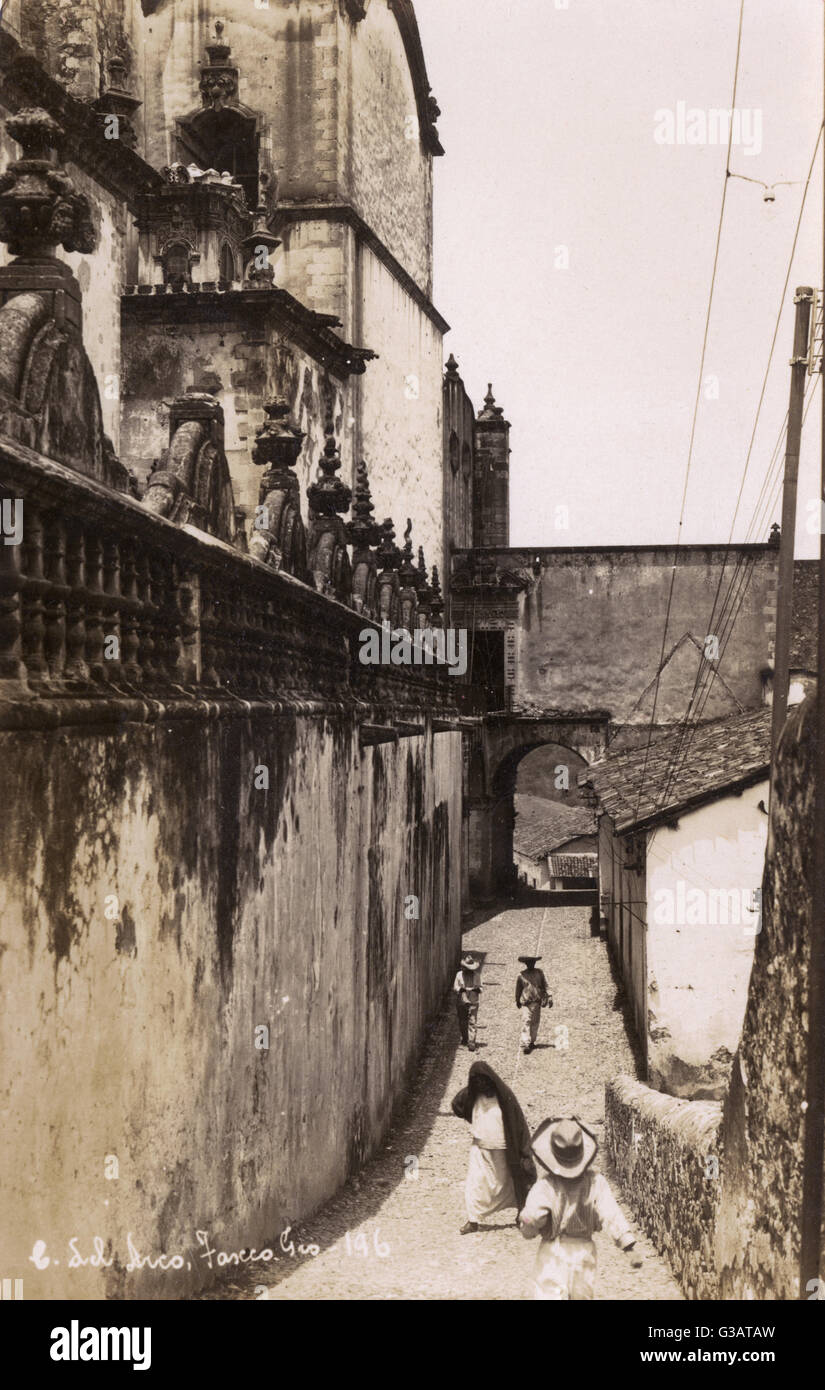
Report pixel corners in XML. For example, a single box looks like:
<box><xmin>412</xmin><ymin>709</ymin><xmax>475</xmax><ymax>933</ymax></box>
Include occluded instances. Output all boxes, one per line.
<box><xmin>518</xmin><ymin>955</ymin><xmax>542</xmax><ymax>966</ymax></box>
<box><xmin>460</xmin><ymin>953</ymin><xmax>479</xmax><ymax>970</ymax></box>
<box><xmin>532</xmin><ymin>1116</ymin><xmax>598</xmax><ymax>1179</ymax></box>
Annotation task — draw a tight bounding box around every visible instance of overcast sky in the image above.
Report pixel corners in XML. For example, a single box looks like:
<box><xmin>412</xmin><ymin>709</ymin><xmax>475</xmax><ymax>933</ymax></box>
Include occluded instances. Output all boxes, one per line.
<box><xmin>415</xmin><ymin>0</ymin><xmax>823</xmax><ymax>555</ymax></box>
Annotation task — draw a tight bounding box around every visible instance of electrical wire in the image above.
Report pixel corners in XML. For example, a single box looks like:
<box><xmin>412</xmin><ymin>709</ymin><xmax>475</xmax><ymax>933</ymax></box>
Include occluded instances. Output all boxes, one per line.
<box><xmin>655</xmin><ymin>377</ymin><xmax>821</xmax><ymax>813</ymax></box>
<box><xmin>632</xmin><ymin>0</ymin><xmax>747</xmax><ymax>821</ymax></box>
<box><xmin>646</xmin><ymin>115</ymin><xmax>823</xmax><ymax>818</ymax></box>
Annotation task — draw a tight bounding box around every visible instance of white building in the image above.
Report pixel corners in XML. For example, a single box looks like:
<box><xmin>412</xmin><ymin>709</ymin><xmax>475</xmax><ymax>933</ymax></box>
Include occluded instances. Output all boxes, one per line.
<box><xmin>582</xmin><ymin>708</ymin><xmax>770</xmax><ymax>1100</ymax></box>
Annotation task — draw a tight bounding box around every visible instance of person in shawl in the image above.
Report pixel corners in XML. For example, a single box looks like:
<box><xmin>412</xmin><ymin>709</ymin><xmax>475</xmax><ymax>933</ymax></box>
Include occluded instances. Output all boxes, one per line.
<box><xmin>451</xmin><ymin>1060</ymin><xmax>537</xmax><ymax>1235</ymax></box>
<box><xmin>518</xmin><ymin>1116</ymin><xmax>643</xmax><ymax>1298</ymax></box>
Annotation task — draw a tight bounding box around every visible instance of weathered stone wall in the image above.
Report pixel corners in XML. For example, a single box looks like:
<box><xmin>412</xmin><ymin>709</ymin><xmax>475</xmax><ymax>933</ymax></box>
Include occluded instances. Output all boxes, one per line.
<box><xmin>345</xmin><ymin>0</ymin><xmax>434</xmax><ymax>295</ymax></box>
<box><xmin>126</xmin><ymin>0</ymin><xmax>446</xmax><ymax>583</ymax></box>
<box><xmin>20</xmin><ymin>0</ymin><xmax>135</xmax><ymax>102</ymax></box>
<box><xmin>357</xmin><ymin>242</ymin><xmax>444</xmax><ymax>571</ymax></box>
<box><xmin>460</xmin><ymin>546</ymin><xmax>778</xmax><ymax>724</ymax></box>
<box><xmin>0</xmin><ymin>707</ymin><xmax>462</xmax><ymax>1300</ymax></box>
<box><xmin>120</xmin><ymin>314</ymin><xmax>351</xmax><ymax>518</ymax></box>
<box><xmin>715</xmin><ymin>694</ymin><xmax>820</xmax><ymax>1299</ymax></box>
<box><xmin>606</xmin><ymin>1075</ymin><xmax>722</xmax><ymax>1300</ymax></box>
<box><xmin>135</xmin><ymin>1</ymin><xmax>434</xmax><ymax>294</ymax></box>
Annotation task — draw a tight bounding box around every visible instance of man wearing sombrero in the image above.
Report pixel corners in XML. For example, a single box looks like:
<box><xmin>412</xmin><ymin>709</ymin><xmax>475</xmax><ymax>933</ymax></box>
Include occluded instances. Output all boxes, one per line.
<box><xmin>453</xmin><ymin>952</ymin><xmax>483</xmax><ymax>1050</ymax></box>
<box><xmin>518</xmin><ymin>1116</ymin><xmax>643</xmax><ymax>1298</ymax></box>
<box><xmin>515</xmin><ymin>955</ymin><xmax>551</xmax><ymax>1054</ymax></box>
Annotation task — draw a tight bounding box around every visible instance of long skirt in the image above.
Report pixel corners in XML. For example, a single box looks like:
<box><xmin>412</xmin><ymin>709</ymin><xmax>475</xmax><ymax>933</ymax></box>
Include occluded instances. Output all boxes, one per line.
<box><xmin>465</xmin><ymin>1143</ymin><xmax>516</xmax><ymax>1222</ymax></box>
<box><xmin>533</xmin><ymin>1236</ymin><xmax>597</xmax><ymax>1300</ymax></box>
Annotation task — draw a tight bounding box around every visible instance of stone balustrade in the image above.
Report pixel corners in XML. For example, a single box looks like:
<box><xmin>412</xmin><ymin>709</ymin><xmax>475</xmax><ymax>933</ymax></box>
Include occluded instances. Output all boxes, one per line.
<box><xmin>0</xmin><ymin>436</ymin><xmax>458</xmax><ymax>726</ymax></box>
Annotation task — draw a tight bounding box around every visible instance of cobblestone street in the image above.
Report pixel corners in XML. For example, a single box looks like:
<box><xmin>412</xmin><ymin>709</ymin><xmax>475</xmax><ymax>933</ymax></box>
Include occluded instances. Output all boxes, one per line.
<box><xmin>204</xmin><ymin>904</ymin><xmax>683</xmax><ymax>1301</ymax></box>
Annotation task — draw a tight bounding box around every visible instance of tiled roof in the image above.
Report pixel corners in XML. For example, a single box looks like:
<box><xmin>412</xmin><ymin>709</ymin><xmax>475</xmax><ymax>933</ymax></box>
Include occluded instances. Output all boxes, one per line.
<box><xmin>580</xmin><ymin>706</ymin><xmax>771</xmax><ymax>833</ymax></box>
<box><xmin>513</xmin><ymin>795</ymin><xmax>596</xmax><ymax>861</ymax></box>
<box><xmin>548</xmin><ymin>853</ymin><xmax>598</xmax><ymax>879</ymax></box>
<box><xmin>792</xmin><ymin>560</ymin><xmax>818</xmax><ymax>671</ymax></box>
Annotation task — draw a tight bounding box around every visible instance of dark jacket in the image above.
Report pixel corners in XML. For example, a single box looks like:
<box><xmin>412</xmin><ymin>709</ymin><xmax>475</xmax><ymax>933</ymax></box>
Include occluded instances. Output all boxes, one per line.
<box><xmin>451</xmin><ymin>1060</ymin><xmax>537</xmax><ymax>1208</ymax></box>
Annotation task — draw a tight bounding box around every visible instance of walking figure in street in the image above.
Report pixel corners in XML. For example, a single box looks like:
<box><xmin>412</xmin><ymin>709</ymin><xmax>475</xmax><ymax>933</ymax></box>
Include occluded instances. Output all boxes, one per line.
<box><xmin>515</xmin><ymin>954</ymin><xmax>551</xmax><ymax>1054</ymax></box>
<box><xmin>451</xmin><ymin>1061</ymin><xmax>537</xmax><ymax>1236</ymax></box>
<box><xmin>518</xmin><ymin>1116</ymin><xmax>643</xmax><ymax>1299</ymax></box>
<box><xmin>453</xmin><ymin>952</ymin><xmax>482</xmax><ymax>1050</ymax></box>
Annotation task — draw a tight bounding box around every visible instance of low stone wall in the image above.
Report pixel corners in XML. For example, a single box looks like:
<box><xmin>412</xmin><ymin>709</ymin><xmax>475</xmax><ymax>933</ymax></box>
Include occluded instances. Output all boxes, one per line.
<box><xmin>606</xmin><ymin>1074</ymin><xmax>722</xmax><ymax>1299</ymax></box>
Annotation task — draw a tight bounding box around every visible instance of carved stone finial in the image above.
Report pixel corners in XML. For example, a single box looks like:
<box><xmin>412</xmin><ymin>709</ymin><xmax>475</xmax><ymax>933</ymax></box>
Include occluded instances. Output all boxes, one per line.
<box><xmin>107</xmin><ymin>56</ymin><xmax>127</xmax><ymax>90</ymax></box>
<box><xmin>206</xmin><ymin>20</ymin><xmax>231</xmax><ymax>63</ymax></box>
<box><xmin>0</xmin><ymin>109</ymin><xmax>96</xmax><ymax>258</ymax></box>
<box><xmin>478</xmin><ymin>382</ymin><xmax>505</xmax><ymax>422</ymax></box>
<box><xmin>346</xmin><ymin>460</ymin><xmax>381</xmax><ymax>552</ymax></box>
<box><xmin>445</xmin><ymin>352</ymin><xmax>460</xmax><ymax>378</ymax></box>
<box><xmin>308</xmin><ymin>413</ymin><xmax>352</xmax><ymax>518</ymax></box>
<box><xmin>200</xmin><ymin>23</ymin><xmax>238</xmax><ymax>109</ymax></box>
<box><xmin>429</xmin><ymin>565</ymin><xmax>445</xmax><ymax>624</ymax></box>
<box><xmin>416</xmin><ymin>547</ymin><xmax>433</xmax><ymax>605</ymax></box>
<box><xmin>377</xmin><ymin>518</ymin><xmax>402</xmax><ymax>573</ymax></box>
<box><xmin>241</xmin><ymin>205</ymin><xmax>281</xmax><ymax>287</ymax></box>
<box><xmin>252</xmin><ymin>399</ymin><xmax>305</xmax><ymax>481</ymax></box>
<box><xmin>399</xmin><ymin>518</ymin><xmax>418</xmax><ymax>586</ymax></box>
<box><xmin>94</xmin><ymin>56</ymin><xmax>141</xmax><ymax>149</ymax></box>
<box><xmin>768</xmin><ymin>522</ymin><xmax>781</xmax><ymax>548</ymax></box>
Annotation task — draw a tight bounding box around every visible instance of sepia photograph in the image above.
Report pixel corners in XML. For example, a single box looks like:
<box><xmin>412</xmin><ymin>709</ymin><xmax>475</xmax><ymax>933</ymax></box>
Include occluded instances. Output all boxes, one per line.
<box><xmin>0</xmin><ymin>0</ymin><xmax>823</xmax><ymax>1361</ymax></box>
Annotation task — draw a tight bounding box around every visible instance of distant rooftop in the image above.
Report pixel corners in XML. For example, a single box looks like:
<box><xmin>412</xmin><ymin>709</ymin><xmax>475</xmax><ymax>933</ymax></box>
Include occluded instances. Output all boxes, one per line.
<box><xmin>580</xmin><ymin>706</ymin><xmax>771</xmax><ymax>834</ymax></box>
<box><xmin>513</xmin><ymin>795</ymin><xmax>596</xmax><ymax>861</ymax></box>
<box><xmin>548</xmin><ymin>853</ymin><xmax>598</xmax><ymax>879</ymax></box>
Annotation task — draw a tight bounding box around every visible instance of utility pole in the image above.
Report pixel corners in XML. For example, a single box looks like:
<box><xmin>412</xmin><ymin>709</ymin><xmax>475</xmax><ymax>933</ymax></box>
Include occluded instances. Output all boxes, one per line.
<box><xmin>799</xmin><ymin>4</ymin><xmax>825</xmax><ymax>1300</ymax></box>
<box><xmin>771</xmin><ymin>286</ymin><xmax>813</xmax><ymax>763</ymax></box>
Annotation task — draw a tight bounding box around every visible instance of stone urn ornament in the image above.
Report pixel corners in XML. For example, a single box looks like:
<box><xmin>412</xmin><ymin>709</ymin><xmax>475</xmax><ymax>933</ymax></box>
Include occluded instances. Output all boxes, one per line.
<box><xmin>0</xmin><ymin>108</ymin><xmax>96</xmax><ymax>259</ymax></box>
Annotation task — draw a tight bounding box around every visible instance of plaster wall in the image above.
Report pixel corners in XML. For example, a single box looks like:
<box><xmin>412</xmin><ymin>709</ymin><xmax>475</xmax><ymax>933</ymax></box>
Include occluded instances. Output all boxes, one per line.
<box><xmin>484</xmin><ymin>547</ymin><xmax>778</xmax><ymax>722</ymax></box>
<box><xmin>0</xmin><ymin>712</ymin><xmax>462</xmax><ymax>1299</ymax></box>
<box><xmin>357</xmin><ymin>241</ymin><xmax>443</xmax><ymax>572</ymax></box>
<box><xmin>646</xmin><ymin>786</ymin><xmax>767</xmax><ymax>1098</ymax></box>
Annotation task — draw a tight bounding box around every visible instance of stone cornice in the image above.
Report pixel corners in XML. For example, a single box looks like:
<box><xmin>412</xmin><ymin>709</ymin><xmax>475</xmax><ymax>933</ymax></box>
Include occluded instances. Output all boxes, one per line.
<box><xmin>0</xmin><ymin>30</ymin><xmax>162</xmax><ymax>209</ymax></box>
<box><xmin>122</xmin><ymin>284</ymin><xmax>377</xmax><ymax>379</ymax></box>
<box><xmin>275</xmin><ymin>201</ymin><xmax>449</xmax><ymax>335</ymax></box>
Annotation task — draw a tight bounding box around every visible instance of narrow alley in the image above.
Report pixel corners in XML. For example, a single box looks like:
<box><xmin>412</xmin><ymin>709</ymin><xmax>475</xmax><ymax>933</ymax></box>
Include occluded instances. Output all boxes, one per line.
<box><xmin>204</xmin><ymin>905</ymin><xmax>683</xmax><ymax>1301</ymax></box>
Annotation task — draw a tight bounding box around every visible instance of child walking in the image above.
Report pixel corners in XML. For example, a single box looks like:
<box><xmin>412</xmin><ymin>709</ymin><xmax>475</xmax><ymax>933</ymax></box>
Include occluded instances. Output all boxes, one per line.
<box><xmin>518</xmin><ymin>1116</ymin><xmax>643</xmax><ymax>1298</ymax></box>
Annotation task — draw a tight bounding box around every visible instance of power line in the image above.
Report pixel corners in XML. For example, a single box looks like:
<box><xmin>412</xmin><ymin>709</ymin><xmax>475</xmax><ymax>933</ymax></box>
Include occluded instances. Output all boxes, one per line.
<box><xmin>647</xmin><ymin>119</ymin><xmax>823</xmax><ymax>815</ymax></box>
<box><xmin>655</xmin><ymin>377</ymin><xmax>821</xmax><ymax>813</ymax></box>
<box><xmin>632</xmin><ymin>0</ymin><xmax>746</xmax><ymax>822</ymax></box>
